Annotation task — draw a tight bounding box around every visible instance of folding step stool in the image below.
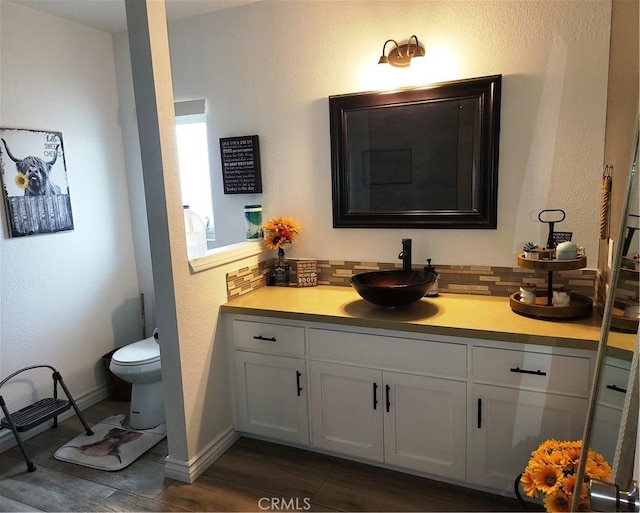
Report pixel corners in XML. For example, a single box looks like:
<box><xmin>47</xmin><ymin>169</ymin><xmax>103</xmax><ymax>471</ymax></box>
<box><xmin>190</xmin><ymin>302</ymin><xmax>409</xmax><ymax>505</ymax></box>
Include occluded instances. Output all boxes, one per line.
<box><xmin>0</xmin><ymin>365</ymin><xmax>94</xmax><ymax>472</ymax></box>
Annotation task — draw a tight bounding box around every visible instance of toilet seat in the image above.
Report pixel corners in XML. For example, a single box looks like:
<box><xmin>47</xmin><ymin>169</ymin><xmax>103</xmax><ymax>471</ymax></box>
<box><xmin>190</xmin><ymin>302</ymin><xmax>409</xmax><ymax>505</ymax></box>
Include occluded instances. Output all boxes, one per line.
<box><xmin>112</xmin><ymin>336</ymin><xmax>160</xmax><ymax>366</ymax></box>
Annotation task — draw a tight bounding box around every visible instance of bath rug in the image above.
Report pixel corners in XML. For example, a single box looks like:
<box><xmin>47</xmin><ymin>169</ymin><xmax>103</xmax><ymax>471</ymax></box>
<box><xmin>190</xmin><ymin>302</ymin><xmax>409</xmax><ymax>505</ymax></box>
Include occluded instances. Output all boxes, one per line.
<box><xmin>54</xmin><ymin>414</ymin><xmax>166</xmax><ymax>471</ymax></box>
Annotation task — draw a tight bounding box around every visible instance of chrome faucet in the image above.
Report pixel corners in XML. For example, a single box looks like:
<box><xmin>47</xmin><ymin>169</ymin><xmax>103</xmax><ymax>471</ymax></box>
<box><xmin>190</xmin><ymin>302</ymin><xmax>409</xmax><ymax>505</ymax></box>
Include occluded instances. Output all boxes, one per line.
<box><xmin>398</xmin><ymin>238</ymin><xmax>412</xmax><ymax>271</ymax></box>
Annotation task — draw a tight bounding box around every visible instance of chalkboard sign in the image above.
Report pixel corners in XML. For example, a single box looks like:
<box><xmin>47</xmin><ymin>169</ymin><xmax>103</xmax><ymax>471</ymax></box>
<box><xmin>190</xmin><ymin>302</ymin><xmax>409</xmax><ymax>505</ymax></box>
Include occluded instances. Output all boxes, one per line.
<box><xmin>220</xmin><ymin>135</ymin><xmax>262</xmax><ymax>194</ymax></box>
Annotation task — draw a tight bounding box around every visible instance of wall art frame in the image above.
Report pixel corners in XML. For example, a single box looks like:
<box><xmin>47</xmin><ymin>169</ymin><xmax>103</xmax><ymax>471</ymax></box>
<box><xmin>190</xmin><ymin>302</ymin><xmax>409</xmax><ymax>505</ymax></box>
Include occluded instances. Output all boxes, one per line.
<box><xmin>0</xmin><ymin>127</ymin><xmax>74</xmax><ymax>237</ymax></box>
<box><xmin>220</xmin><ymin>135</ymin><xmax>263</xmax><ymax>194</ymax></box>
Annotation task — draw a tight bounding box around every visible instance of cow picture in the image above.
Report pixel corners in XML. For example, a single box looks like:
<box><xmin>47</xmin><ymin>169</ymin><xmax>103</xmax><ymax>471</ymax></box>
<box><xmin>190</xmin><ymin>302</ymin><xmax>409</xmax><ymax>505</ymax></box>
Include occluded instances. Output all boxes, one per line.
<box><xmin>0</xmin><ymin>127</ymin><xmax>73</xmax><ymax>236</ymax></box>
<box><xmin>2</xmin><ymin>138</ymin><xmax>62</xmax><ymax>196</ymax></box>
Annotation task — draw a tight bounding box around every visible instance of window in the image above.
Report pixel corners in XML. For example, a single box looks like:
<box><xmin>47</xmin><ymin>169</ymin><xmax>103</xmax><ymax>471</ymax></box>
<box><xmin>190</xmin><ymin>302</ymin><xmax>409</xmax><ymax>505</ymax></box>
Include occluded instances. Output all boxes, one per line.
<box><xmin>175</xmin><ymin>99</ymin><xmax>215</xmax><ymax>245</ymax></box>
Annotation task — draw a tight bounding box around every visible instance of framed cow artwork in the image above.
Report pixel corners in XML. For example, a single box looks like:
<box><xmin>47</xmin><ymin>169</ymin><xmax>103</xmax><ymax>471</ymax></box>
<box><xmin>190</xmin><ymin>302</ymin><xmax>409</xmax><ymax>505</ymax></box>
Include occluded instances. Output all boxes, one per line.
<box><xmin>0</xmin><ymin>128</ymin><xmax>74</xmax><ymax>237</ymax></box>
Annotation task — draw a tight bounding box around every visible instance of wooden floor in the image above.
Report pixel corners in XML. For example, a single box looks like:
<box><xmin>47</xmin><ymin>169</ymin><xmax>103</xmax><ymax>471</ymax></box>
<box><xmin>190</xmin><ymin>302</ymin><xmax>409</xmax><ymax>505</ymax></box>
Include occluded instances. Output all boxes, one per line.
<box><xmin>1</xmin><ymin>400</ymin><xmax>531</xmax><ymax>512</ymax></box>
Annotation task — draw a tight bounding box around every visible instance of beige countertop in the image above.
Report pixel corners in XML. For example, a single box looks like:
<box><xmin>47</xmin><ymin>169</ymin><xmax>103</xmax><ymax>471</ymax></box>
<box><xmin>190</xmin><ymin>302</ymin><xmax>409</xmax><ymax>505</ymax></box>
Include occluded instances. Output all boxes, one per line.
<box><xmin>221</xmin><ymin>286</ymin><xmax>636</xmax><ymax>359</ymax></box>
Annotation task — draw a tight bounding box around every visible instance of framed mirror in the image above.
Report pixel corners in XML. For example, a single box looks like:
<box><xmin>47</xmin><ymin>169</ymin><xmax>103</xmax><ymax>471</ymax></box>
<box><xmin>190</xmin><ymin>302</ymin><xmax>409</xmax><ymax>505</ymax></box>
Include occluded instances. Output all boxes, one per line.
<box><xmin>329</xmin><ymin>75</ymin><xmax>501</xmax><ymax>229</ymax></box>
<box><xmin>571</xmin><ymin>122</ymin><xmax>639</xmax><ymax>511</ymax></box>
<box><xmin>589</xmin><ymin>168</ymin><xmax>638</xmax><ymax>475</ymax></box>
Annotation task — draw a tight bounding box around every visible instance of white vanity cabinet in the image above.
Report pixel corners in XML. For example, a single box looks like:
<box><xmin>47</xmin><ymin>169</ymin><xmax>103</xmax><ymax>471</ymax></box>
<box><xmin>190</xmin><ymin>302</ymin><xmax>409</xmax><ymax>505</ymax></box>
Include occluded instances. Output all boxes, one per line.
<box><xmin>227</xmin><ymin>313</ymin><xmax>598</xmax><ymax>496</ymax></box>
<box><xmin>468</xmin><ymin>346</ymin><xmax>591</xmax><ymax>492</ymax></box>
<box><xmin>232</xmin><ymin>319</ymin><xmax>309</xmax><ymax>445</ymax></box>
<box><xmin>308</xmin><ymin>328</ymin><xmax>467</xmax><ymax>481</ymax></box>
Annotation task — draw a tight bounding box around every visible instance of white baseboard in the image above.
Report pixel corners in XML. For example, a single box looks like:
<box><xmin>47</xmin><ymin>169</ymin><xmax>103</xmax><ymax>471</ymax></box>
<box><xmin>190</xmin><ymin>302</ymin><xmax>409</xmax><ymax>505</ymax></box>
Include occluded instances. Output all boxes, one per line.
<box><xmin>164</xmin><ymin>425</ymin><xmax>238</xmax><ymax>483</ymax></box>
<box><xmin>0</xmin><ymin>385</ymin><xmax>108</xmax><ymax>454</ymax></box>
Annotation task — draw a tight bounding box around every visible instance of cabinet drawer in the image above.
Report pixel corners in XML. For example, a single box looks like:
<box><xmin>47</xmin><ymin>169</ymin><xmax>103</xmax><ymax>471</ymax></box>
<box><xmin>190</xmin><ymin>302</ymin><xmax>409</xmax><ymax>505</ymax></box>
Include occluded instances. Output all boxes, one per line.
<box><xmin>472</xmin><ymin>346</ymin><xmax>590</xmax><ymax>396</ymax></box>
<box><xmin>233</xmin><ymin>320</ymin><xmax>305</xmax><ymax>355</ymax></box>
<box><xmin>599</xmin><ymin>360</ymin><xmax>631</xmax><ymax>408</ymax></box>
<box><xmin>309</xmin><ymin>328</ymin><xmax>466</xmax><ymax>378</ymax></box>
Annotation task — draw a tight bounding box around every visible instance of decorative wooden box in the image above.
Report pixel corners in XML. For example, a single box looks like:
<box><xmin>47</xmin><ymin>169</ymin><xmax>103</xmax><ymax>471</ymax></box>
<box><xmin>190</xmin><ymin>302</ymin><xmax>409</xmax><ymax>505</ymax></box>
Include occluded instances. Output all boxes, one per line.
<box><xmin>294</xmin><ymin>260</ymin><xmax>318</xmax><ymax>287</ymax></box>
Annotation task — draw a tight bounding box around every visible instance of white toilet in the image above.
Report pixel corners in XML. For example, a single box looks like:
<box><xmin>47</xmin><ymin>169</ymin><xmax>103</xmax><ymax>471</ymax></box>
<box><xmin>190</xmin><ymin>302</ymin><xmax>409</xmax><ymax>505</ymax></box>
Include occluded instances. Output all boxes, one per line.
<box><xmin>109</xmin><ymin>329</ymin><xmax>164</xmax><ymax>430</ymax></box>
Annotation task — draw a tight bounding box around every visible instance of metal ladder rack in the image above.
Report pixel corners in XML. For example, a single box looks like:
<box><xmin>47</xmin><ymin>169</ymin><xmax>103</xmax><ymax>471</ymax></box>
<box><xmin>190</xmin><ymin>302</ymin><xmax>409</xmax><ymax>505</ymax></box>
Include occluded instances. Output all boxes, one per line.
<box><xmin>0</xmin><ymin>365</ymin><xmax>94</xmax><ymax>472</ymax></box>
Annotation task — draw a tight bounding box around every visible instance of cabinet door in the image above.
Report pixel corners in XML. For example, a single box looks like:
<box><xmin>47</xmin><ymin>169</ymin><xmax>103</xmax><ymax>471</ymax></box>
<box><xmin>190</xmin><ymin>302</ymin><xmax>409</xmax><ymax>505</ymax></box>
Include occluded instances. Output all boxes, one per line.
<box><xmin>384</xmin><ymin>372</ymin><xmax>467</xmax><ymax>480</ymax></box>
<box><xmin>309</xmin><ymin>361</ymin><xmax>383</xmax><ymax>461</ymax></box>
<box><xmin>469</xmin><ymin>384</ymin><xmax>587</xmax><ymax>492</ymax></box>
<box><xmin>235</xmin><ymin>352</ymin><xmax>309</xmax><ymax>445</ymax></box>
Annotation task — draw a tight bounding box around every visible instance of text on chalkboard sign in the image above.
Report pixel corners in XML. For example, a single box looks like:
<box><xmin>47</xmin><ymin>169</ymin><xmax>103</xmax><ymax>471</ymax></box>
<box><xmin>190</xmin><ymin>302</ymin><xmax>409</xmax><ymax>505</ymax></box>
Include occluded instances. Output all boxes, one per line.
<box><xmin>220</xmin><ymin>135</ymin><xmax>262</xmax><ymax>194</ymax></box>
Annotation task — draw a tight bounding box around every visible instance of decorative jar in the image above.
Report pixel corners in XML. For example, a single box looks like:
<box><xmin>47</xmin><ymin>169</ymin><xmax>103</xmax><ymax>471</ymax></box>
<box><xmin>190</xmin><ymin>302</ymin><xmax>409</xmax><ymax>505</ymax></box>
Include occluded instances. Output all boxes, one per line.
<box><xmin>519</xmin><ymin>282</ymin><xmax>537</xmax><ymax>304</ymax></box>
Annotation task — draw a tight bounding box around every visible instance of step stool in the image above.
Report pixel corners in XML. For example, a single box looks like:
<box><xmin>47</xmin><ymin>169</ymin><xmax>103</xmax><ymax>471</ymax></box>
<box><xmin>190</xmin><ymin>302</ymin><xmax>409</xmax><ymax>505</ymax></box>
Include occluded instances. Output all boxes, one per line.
<box><xmin>0</xmin><ymin>365</ymin><xmax>94</xmax><ymax>472</ymax></box>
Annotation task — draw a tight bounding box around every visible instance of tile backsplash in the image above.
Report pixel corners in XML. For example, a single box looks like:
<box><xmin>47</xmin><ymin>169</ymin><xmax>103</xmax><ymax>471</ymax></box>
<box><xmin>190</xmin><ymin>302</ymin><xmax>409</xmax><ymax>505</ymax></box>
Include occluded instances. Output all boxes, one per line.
<box><xmin>226</xmin><ymin>260</ymin><xmax>271</xmax><ymax>300</ymax></box>
<box><xmin>226</xmin><ymin>259</ymin><xmax>595</xmax><ymax>301</ymax></box>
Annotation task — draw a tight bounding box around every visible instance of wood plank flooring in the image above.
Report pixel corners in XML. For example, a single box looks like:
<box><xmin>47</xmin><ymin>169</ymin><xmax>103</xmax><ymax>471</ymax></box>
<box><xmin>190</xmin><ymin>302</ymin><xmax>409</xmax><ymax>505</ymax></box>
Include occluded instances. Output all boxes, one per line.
<box><xmin>1</xmin><ymin>400</ymin><xmax>533</xmax><ymax>512</ymax></box>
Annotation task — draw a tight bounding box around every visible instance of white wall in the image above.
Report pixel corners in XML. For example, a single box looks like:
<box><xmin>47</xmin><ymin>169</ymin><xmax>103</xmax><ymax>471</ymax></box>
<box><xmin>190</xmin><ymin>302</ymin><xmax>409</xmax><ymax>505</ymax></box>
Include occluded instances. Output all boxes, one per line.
<box><xmin>166</xmin><ymin>0</ymin><xmax>611</xmax><ymax>268</ymax></box>
<box><xmin>0</xmin><ymin>3</ymin><xmax>141</xmax><ymax>414</ymax></box>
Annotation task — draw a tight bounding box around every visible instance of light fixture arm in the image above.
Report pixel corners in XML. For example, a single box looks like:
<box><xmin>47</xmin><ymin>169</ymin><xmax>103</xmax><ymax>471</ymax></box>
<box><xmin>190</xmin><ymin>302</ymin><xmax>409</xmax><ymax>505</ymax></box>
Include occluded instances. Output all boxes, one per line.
<box><xmin>408</xmin><ymin>35</ymin><xmax>420</xmax><ymax>58</ymax></box>
<box><xmin>378</xmin><ymin>39</ymin><xmax>399</xmax><ymax>64</ymax></box>
<box><xmin>378</xmin><ymin>35</ymin><xmax>425</xmax><ymax>68</ymax></box>
<box><xmin>382</xmin><ymin>39</ymin><xmax>399</xmax><ymax>55</ymax></box>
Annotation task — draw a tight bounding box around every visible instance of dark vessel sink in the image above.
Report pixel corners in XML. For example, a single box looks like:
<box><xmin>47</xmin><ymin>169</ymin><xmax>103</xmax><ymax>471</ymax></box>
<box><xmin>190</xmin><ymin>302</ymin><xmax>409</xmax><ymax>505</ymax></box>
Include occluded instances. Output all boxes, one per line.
<box><xmin>350</xmin><ymin>270</ymin><xmax>437</xmax><ymax>308</ymax></box>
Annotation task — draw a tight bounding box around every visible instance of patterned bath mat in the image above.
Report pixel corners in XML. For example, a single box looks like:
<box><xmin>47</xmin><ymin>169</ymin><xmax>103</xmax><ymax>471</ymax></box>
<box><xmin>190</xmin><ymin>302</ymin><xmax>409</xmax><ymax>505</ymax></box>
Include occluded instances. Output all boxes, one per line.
<box><xmin>54</xmin><ymin>414</ymin><xmax>166</xmax><ymax>471</ymax></box>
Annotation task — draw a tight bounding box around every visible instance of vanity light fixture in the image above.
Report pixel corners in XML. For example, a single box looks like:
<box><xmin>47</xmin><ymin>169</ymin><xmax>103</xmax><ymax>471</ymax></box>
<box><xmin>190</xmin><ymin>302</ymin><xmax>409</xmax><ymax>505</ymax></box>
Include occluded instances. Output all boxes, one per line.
<box><xmin>378</xmin><ymin>35</ymin><xmax>425</xmax><ymax>67</ymax></box>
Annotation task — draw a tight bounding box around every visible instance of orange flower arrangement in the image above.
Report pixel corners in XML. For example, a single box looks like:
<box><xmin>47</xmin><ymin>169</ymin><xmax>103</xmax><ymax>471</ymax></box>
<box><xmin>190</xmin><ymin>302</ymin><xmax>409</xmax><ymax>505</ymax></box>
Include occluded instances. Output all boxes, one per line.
<box><xmin>521</xmin><ymin>439</ymin><xmax>611</xmax><ymax>512</ymax></box>
<box><xmin>263</xmin><ymin>216</ymin><xmax>302</xmax><ymax>250</ymax></box>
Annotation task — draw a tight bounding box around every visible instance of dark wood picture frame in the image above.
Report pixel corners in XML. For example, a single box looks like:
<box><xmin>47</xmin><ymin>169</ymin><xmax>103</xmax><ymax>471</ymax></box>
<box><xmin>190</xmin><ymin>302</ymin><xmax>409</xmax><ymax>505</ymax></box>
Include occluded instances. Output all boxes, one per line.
<box><xmin>329</xmin><ymin>75</ymin><xmax>502</xmax><ymax>229</ymax></box>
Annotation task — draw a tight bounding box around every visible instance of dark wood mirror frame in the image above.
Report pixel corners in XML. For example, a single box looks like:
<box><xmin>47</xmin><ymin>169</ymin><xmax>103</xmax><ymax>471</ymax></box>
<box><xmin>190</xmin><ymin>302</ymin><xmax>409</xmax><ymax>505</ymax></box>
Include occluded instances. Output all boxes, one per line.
<box><xmin>330</xmin><ymin>75</ymin><xmax>502</xmax><ymax>229</ymax></box>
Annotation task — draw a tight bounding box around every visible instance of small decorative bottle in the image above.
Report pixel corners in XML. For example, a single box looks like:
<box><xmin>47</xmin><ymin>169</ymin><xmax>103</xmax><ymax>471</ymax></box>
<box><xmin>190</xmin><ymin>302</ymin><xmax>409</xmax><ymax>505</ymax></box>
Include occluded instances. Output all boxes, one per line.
<box><xmin>424</xmin><ymin>259</ymin><xmax>439</xmax><ymax>297</ymax></box>
<box><xmin>274</xmin><ymin>247</ymin><xmax>290</xmax><ymax>286</ymax></box>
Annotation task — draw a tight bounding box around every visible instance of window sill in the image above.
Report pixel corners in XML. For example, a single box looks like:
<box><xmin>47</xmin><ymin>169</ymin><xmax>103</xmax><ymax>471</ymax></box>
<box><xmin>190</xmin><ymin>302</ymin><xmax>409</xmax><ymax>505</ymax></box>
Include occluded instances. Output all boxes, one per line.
<box><xmin>189</xmin><ymin>241</ymin><xmax>263</xmax><ymax>273</ymax></box>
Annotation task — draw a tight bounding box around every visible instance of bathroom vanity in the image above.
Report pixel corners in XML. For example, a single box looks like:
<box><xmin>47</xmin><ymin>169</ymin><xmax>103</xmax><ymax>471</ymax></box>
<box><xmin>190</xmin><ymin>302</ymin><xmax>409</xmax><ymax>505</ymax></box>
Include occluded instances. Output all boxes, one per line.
<box><xmin>221</xmin><ymin>287</ymin><xmax>633</xmax><ymax>496</ymax></box>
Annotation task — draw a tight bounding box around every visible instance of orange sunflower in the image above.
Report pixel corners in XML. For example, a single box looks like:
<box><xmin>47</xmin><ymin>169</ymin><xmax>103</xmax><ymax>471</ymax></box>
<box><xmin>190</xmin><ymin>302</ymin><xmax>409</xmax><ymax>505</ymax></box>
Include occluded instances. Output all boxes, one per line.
<box><xmin>543</xmin><ymin>489</ymin><xmax>571</xmax><ymax>513</ymax></box>
<box><xmin>585</xmin><ymin>457</ymin><xmax>612</xmax><ymax>481</ymax></box>
<box><xmin>520</xmin><ymin>469</ymin><xmax>538</xmax><ymax>498</ymax></box>
<box><xmin>564</xmin><ymin>443</ymin><xmax>582</xmax><ymax>463</ymax></box>
<box><xmin>537</xmin><ymin>439</ymin><xmax>561</xmax><ymax>453</ymax></box>
<box><xmin>547</xmin><ymin>449</ymin><xmax>568</xmax><ymax>467</ymax></box>
<box><xmin>532</xmin><ymin>463</ymin><xmax>563</xmax><ymax>494</ymax></box>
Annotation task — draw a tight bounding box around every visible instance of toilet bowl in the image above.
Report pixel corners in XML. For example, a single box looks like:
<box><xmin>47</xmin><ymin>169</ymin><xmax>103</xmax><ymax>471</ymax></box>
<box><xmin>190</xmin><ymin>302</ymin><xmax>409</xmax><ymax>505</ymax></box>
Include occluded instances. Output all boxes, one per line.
<box><xmin>109</xmin><ymin>333</ymin><xmax>164</xmax><ymax>430</ymax></box>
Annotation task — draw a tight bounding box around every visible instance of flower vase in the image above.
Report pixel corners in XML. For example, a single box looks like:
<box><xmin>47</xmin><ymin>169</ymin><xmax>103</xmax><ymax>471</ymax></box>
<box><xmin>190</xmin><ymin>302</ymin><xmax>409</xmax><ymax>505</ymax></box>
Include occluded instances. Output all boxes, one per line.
<box><xmin>274</xmin><ymin>247</ymin><xmax>290</xmax><ymax>286</ymax></box>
